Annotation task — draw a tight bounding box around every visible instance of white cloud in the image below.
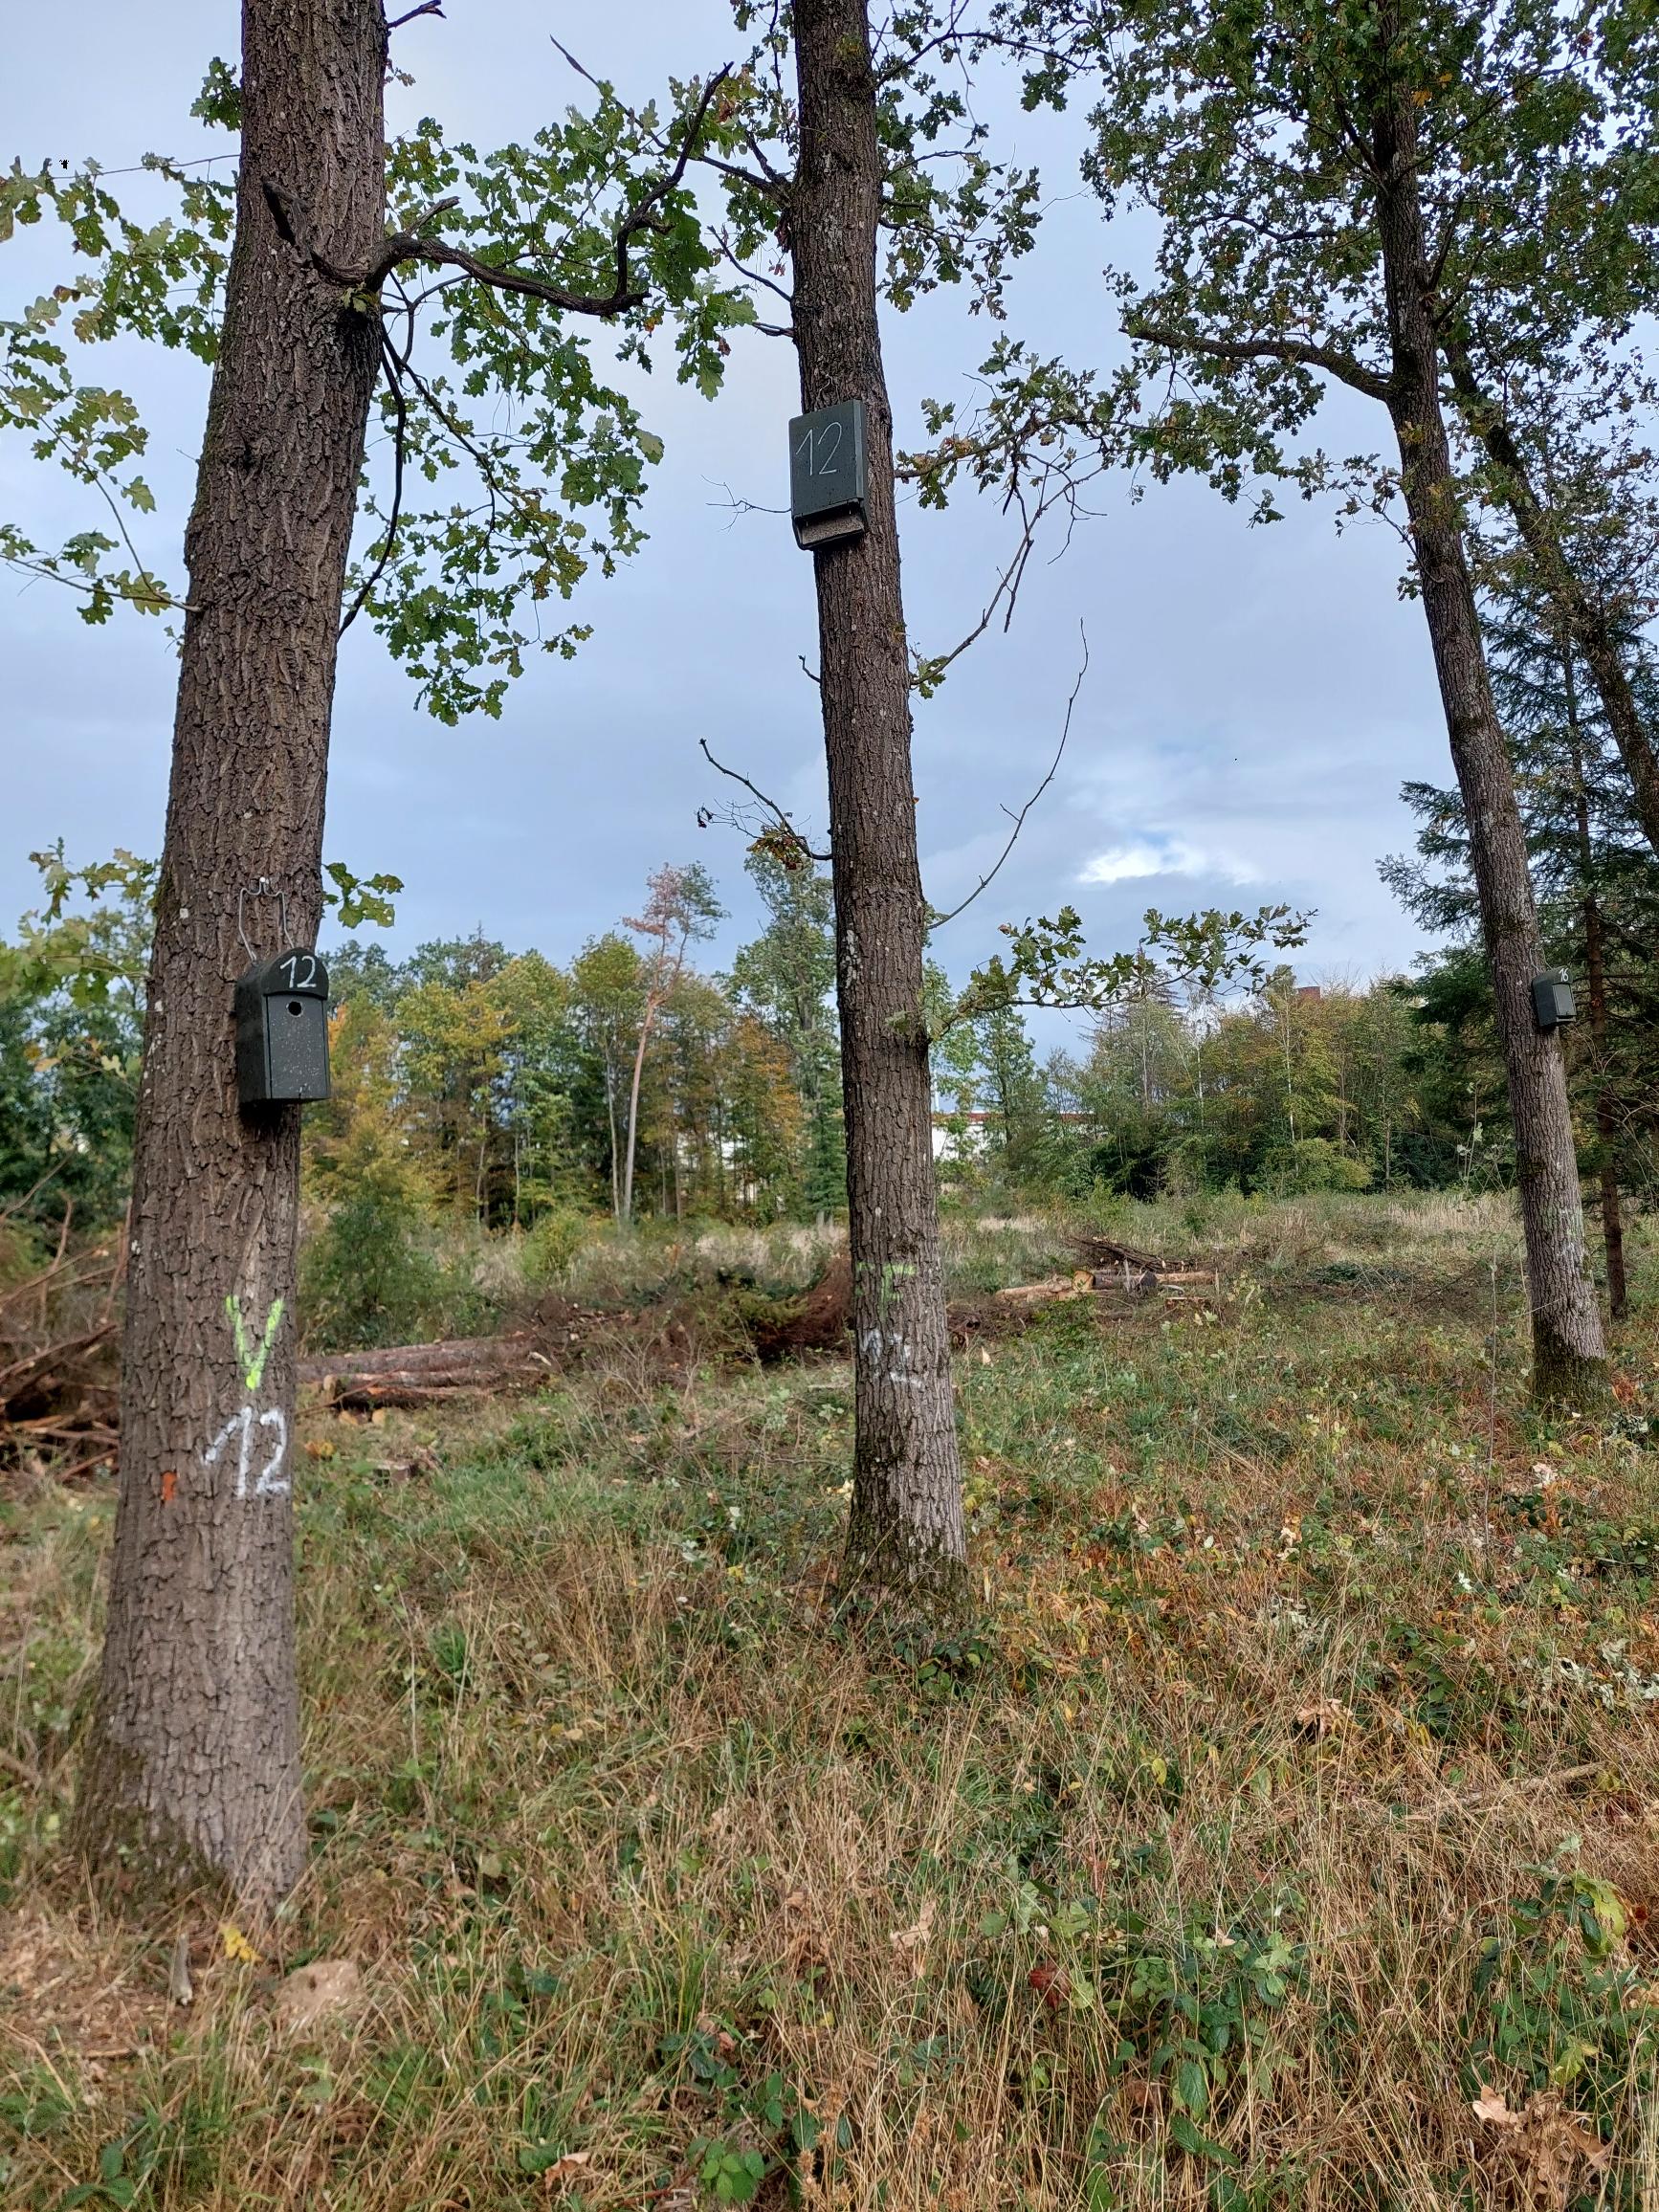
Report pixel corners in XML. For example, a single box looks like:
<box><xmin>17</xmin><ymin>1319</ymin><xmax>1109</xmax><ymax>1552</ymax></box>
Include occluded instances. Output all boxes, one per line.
<box><xmin>1077</xmin><ymin>837</ymin><xmax>1262</xmax><ymax>888</ymax></box>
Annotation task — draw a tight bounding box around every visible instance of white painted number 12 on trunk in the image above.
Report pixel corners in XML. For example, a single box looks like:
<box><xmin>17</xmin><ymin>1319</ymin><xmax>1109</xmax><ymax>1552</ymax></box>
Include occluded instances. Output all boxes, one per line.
<box><xmin>204</xmin><ymin>1404</ymin><xmax>289</xmax><ymax>1499</ymax></box>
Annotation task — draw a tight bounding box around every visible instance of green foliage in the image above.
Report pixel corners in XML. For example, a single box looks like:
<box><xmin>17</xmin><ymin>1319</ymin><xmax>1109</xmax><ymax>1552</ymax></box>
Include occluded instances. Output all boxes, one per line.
<box><xmin>299</xmin><ymin>1162</ymin><xmax>441</xmax><ymax>1354</ymax></box>
<box><xmin>727</xmin><ymin>853</ymin><xmax>843</xmax><ymax>1217</ymax></box>
<box><xmin>1</xmin><ymin>57</ymin><xmax>754</xmax><ymax>721</ymax></box>
<box><xmin>659</xmin><ymin>2021</ymin><xmax>828</xmax><ymax>2205</ymax></box>
<box><xmin>521</xmin><ymin>1206</ymin><xmax>589</xmax><ymax>1286</ymax></box>
<box><xmin>0</xmin><ymin>848</ymin><xmax>150</xmax><ymax>1228</ymax></box>
<box><xmin>0</xmin><ymin>843</ymin><xmax>153</xmax><ymax>1008</ymax></box>
<box><xmin>0</xmin><ymin>149</ymin><xmax>230</xmax><ymax>615</ymax></box>
<box><xmin>1465</xmin><ymin>1848</ymin><xmax>1655</xmax><ymax>2130</ymax></box>
<box><xmin>323</xmin><ymin>862</ymin><xmax>404</xmax><ymax>932</ymax></box>
<box><xmin>958</xmin><ymin>903</ymin><xmax>1309</xmax><ymax>1026</ymax></box>
<box><xmin>1264</xmin><ymin>1138</ymin><xmax>1374</xmax><ymax>1196</ymax></box>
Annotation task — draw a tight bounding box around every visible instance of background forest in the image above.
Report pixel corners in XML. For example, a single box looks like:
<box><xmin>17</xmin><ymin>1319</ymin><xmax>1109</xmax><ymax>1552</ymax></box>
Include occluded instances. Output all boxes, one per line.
<box><xmin>7</xmin><ymin>597</ymin><xmax>1659</xmax><ymax>1355</ymax></box>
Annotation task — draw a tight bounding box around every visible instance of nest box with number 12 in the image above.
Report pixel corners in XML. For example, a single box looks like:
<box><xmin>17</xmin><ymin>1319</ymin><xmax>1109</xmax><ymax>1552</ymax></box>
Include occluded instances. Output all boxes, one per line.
<box><xmin>789</xmin><ymin>400</ymin><xmax>868</xmax><ymax>548</ymax></box>
<box><xmin>1532</xmin><ymin>969</ymin><xmax>1577</xmax><ymax>1032</ymax></box>
<box><xmin>235</xmin><ymin>948</ymin><xmax>331</xmax><ymax>1106</ymax></box>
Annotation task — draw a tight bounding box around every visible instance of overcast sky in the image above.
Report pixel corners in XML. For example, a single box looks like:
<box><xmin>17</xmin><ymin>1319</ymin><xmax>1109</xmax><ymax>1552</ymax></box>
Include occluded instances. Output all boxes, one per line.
<box><xmin>1</xmin><ymin>1</ymin><xmax>1452</xmax><ymax>1046</ymax></box>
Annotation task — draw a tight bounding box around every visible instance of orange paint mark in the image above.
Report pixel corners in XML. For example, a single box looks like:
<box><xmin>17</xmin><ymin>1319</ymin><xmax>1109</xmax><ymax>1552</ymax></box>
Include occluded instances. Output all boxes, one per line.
<box><xmin>160</xmin><ymin>1469</ymin><xmax>178</xmax><ymax>1505</ymax></box>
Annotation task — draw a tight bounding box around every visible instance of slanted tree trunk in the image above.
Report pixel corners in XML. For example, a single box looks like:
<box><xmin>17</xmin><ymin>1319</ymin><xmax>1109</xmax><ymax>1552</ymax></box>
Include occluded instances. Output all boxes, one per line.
<box><xmin>790</xmin><ymin>0</ymin><xmax>965</xmax><ymax>1590</ymax></box>
<box><xmin>1441</xmin><ymin>332</ymin><xmax>1659</xmax><ymax>864</ymax></box>
<box><xmin>74</xmin><ymin>0</ymin><xmax>387</xmax><ymax>1906</ymax></box>
<box><xmin>1372</xmin><ymin>60</ymin><xmax>1606</xmax><ymax>1404</ymax></box>
<box><xmin>621</xmin><ymin>999</ymin><xmax>658</xmax><ymax>1222</ymax></box>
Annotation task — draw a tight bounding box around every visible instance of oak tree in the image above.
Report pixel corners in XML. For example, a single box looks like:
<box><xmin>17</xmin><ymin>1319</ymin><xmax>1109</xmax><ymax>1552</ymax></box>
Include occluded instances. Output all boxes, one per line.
<box><xmin>4</xmin><ymin>4</ymin><xmax>741</xmax><ymax>1904</ymax></box>
<box><xmin>966</xmin><ymin>0</ymin><xmax>1614</xmax><ymax>1398</ymax></box>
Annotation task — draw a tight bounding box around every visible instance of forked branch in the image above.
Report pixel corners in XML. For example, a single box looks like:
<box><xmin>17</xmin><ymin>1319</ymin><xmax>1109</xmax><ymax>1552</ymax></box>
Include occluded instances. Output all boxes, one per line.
<box><xmin>306</xmin><ymin>66</ymin><xmax>733</xmax><ymax>319</ymax></box>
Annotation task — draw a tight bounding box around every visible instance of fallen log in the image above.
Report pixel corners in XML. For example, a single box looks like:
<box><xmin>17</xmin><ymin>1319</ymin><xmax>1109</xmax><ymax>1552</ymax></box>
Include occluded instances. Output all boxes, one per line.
<box><xmin>300</xmin><ymin>1331</ymin><xmax>561</xmax><ymax>1409</ymax></box>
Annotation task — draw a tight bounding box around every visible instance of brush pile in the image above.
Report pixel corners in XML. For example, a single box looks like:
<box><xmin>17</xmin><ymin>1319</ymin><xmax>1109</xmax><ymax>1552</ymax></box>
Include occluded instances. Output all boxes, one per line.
<box><xmin>0</xmin><ymin>1205</ymin><xmax>121</xmax><ymax>1479</ymax></box>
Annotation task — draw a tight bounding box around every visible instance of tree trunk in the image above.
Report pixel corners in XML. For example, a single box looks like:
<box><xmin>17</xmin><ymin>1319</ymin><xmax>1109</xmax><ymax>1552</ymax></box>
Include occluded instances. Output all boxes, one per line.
<box><xmin>1582</xmin><ymin>882</ymin><xmax>1627</xmax><ymax>1321</ymax></box>
<box><xmin>790</xmin><ymin>0</ymin><xmax>966</xmax><ymax>1591</ymax></box>
<box><xmin>605</xmin><ymin>1055</ymin><xmax>621</xmax><ymax>1221</ymax></box>
<box><xmin>1372</xmin><ymin>67</ymin><xmax>1606</xmax><ymax>1404</ymax></box>
<box><xmin>1441</xmin><ymin>333</ymin><xmax>1659</xmax><ymax>863</ymax></box>
<box><xmin>1562</xmin><ymin>651</ymin><xmax>1628</xmax><ymax>1320</ymax></box>
<box><xmin>74</xmin><ymin>0</ymin><xmax>387</xmax><ymax>1907</ymax></box>
<box><xmin>621</xmin><ymin>995</ymin><xmax>657</xmax><ymax>1223</ymax></box>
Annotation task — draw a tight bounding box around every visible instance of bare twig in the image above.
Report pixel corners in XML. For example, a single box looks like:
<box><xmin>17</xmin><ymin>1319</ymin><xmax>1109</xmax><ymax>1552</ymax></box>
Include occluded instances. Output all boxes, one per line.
<box><xmin>387</xmin><ymin>0</ymin><xmax>444</xmax><ymax>27</ymax></box>
<box><xmin>929</xmin><ymin>625</ymin><xmax>1087</xmax><ymax>928</ymax></box>
<box><xmin>911</xmin><ymin>478</ymin><xmax>1053</xmax><ymax>685</ymax></box>
<box><xmin>707</xmin><ymin>480</ymin><xmax>789</xmax><ymax>525</ymax></box>
<box><xmin>697</xmin><ymin>738</ymin><xmax>830</xmax><ymax>865</ymax></box>
<box><xmin>551</xmin><ymin>34</ymin><xmax>790</xmax><ymax>207</ymax></box>
<box><xmin>340</xmin><ymin>328</ymin><xmax>410</xmax><ymax>637</ymax></box>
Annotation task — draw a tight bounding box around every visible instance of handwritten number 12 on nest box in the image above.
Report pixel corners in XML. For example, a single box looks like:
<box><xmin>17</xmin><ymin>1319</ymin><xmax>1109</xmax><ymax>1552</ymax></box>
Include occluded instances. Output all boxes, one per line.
<box><xmin>790</xmin><ymin>400</ymin><xmax>868</xmax><ymax>549</ymax></box>
<box><xmin>234</xmin><ymin>948</ymin><xmax>331</xmax><ymax>1107</ymax></box>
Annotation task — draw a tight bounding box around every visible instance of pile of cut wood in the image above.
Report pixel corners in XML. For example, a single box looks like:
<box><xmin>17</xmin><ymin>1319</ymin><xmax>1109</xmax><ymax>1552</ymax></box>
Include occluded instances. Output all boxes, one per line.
<box><xmin>992</xmin><ymin>1235</ymin><xmax>1221</xmax><ymax>1310</ymax></box>
<box><xmin>0</xmin><ymin>1209</ymin><xmax>122</xmax><ymax>1479</ymax></box>
<box><xmin>299</xmin><ymin>1259</ymin><xmax>859</xmax><ymax>1412</ymax></box>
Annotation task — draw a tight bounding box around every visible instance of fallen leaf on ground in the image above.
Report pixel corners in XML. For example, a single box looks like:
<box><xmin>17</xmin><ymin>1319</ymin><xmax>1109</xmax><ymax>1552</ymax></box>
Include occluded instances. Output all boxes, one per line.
<box><xmin>1028</xmin><ymin>1959</ymin><xmax>1069</xmax><ymax>2008</ymax></box>
<box><xmin>1295</xmin><ymin>1697</ymin><xmax>1351</xmax><ymax>1736</ymax></box>
<box><xmin>889</xmin><ymin>1897</ymin><xmax>936</xmax><ymax>1974</ymax></box>
<box><xmin>541</xmin><ymin>2150</ymin><xmax>591</xmax><ymax>2190</ymax></box>
<box><xmin>273</xmin><ymin>1958</ymin><xmax>364</xmax><ymax>2033</ymax></box>
<box><xmin>1471</xmin><ymin>2088</ymin><xmax>1611</xmax><ymax>2210</ymax></box>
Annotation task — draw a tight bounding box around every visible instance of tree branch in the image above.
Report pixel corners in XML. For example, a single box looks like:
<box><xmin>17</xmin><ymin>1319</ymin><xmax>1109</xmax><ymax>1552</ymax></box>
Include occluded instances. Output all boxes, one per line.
<box><xmin>1128</xmin><ymin>318</ymin><xmax>1393</xmax><ymax>407</ymax></box>
<box><xmin>697</xmin><ymin>738</ymin><xmax>830</xmax><ymax>865</ymax></box>
<box><xmin>549</xmin><ymin>34</ymin><xmax>790</xmax><ymax>205</ymax></box>
<box><xmin>312</xmin><ymin>66</ymin><xmax>733</xmax><ymax>319</ymax></box>
<box><xmin>929</xmin><ymin>626</ymin><xmax>1086</xmax><ymax>928</ymax></box>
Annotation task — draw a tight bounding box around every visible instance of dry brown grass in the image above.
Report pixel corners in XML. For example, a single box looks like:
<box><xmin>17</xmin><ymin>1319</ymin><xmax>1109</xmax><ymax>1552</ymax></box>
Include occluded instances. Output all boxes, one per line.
<box><xmin>3</xmin><ymin>1198</ymin><xmax>1658</xmax><ymax>2208</ymax></box>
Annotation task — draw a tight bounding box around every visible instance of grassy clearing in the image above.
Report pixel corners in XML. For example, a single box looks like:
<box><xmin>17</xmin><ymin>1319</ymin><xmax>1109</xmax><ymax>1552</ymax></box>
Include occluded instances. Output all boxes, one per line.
<box><xmin>4</xmin><ymin>1195</ymin><xmax>1659</xmax><ymax>2209</ymax></box>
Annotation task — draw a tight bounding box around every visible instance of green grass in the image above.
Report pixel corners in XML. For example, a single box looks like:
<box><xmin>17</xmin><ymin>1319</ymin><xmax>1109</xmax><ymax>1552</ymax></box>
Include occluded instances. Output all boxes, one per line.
<box><xmin>4</xmin><ymin>1195</ymin><xmax>1659</xmax><ymax>2208</ymax></box>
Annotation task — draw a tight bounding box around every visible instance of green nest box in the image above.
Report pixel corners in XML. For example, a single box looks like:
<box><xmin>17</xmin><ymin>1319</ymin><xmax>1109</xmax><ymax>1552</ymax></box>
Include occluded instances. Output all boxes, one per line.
<box><xmin>1532</xmin><ymin>968</ymin><xmax>1577</xmax><ymax>1031</ymax></box>
<box><xmin>789</xmin><ymin>399</ymin><xmax>868</xmax><ymax>549</ymax></box>
<box><xmin>234</xmin><ymin>948</ymin><xmax>331</xmax><ymax>1106</ymax></box>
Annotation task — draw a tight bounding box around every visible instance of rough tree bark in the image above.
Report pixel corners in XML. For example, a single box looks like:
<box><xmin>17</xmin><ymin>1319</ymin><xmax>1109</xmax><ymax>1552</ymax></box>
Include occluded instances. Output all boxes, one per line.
<box><xmin>1372</xmin><ymin>57</ymin><xmax>1607</xmax><ymax>1404</ymax></box>
<box><xmin>1440</xmin><ymin>332</ymin><xmax>1659</xmax><ymax>865</ymax></box>
<box><xmin>74</xmin><ymin>0</ymin><xmax>387</xmax><ymax>1906</ymax></box>
<box><xmin>789</xmin><ymin>0</ymin><xmax>966</xmax><ymax>1589</ymax></box>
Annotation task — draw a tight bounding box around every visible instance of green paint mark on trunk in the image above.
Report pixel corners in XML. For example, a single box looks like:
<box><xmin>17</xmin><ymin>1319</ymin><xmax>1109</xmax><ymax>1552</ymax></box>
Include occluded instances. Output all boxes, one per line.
<box><xmin>226</xmin><ymin>1293</ymin><xmax>285</xmax><ymax>1393</ymax></box>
